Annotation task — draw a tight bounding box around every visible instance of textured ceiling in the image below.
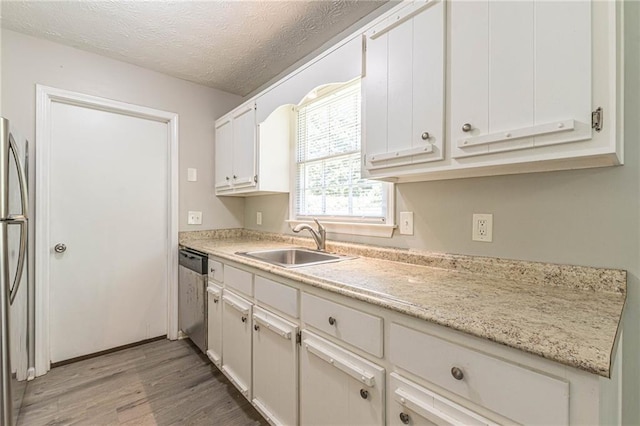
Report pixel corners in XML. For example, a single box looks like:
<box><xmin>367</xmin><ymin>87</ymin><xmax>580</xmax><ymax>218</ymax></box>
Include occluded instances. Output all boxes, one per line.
<box><xmin>0</xmin><ymin>1</ymin><xmax>387</xmax><ymax>96</ymax></box>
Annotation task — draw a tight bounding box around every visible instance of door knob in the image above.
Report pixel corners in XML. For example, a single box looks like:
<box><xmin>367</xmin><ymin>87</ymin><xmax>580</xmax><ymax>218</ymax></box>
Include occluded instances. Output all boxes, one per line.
<box><xmin>54</xmin><ymin>243</ymin><xmax>66</xmax><ymax>253</ymax></box>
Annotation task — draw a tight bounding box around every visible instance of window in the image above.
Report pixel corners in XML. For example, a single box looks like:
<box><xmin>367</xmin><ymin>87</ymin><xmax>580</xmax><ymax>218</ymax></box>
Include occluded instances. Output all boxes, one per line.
<box><xmin>292</xmin><ymin>80</ymin><xmax>394</xmax><ymax>236</ymax></box>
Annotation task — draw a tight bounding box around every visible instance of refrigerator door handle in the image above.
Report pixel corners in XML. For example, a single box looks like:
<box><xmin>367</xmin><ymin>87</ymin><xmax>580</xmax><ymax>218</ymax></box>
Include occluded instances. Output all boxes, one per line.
<box><xmin>8</xmin><ymin>134</ymin><xmax>28</xmax><ymax>305</ymax></box>
<box><xmin>8</xmin><ymin>219</ymin><xmax>27</xmax><ymax>305</ymax></box>
<box><xmin>9</xmin><ymin>134</ymin><xmax>28</xmax><ymax>217</ymax></box>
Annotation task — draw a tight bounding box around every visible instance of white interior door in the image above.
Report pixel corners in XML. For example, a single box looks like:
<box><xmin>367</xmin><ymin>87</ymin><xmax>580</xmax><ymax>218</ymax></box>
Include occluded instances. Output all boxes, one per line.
<box><xmin>48</xmin><ymin>102</ymin><xmax>169</xmax><ymax>363</ymax></box>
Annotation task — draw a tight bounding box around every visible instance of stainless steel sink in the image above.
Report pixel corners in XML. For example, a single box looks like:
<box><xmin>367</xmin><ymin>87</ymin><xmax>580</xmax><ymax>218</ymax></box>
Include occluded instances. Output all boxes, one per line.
<box><xmin>236</xmin><ymin>247</ymin><xmax>355</xmax><ymax>268</ymax></box>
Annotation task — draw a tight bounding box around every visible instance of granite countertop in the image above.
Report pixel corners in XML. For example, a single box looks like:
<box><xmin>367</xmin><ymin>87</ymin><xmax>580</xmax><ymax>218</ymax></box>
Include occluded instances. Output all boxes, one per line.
<box><xmin>180</xmin><ymin>229</ymin><xmax>626</xmax><ymax>378</ymax></box>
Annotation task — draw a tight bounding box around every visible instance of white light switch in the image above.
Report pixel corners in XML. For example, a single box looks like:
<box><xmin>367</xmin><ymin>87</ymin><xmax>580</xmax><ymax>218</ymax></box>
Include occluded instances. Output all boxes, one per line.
<box><xmin>399</xmin><ymin>211</ymin><xmax>414</xmax><ymax>235</ymax></box>
<box><xmin>187</xmin><ymin>168</ymin><xmax>197</xmax><ymax>182</ymax></box>
<box><xmin>188</xmin><ymin>211</ymin><xmax>202</xmax><ymax>225</ymax></box>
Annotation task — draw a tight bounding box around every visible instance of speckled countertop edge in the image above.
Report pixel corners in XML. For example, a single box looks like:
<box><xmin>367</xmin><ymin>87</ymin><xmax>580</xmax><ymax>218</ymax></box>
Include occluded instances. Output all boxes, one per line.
<box><xmin>180</xmin><ymin>229</ymin><xmax>626</xmax><ymax>377</ymax></box>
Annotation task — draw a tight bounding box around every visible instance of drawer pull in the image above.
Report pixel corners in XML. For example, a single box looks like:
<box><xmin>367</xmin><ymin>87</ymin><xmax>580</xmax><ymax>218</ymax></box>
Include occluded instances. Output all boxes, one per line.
<box><xmin>451</xmin><ymin>366</ymin><xmax>464</xmax><ymax>380</ymax></box>
<box><xmin>399</xmin><ymin>412</ymin><xmax>410</xmax><ymax>424</ymax></box>
<box><xmin>360</xmin><ymin>389</ymin><xmax>369</xmax><ymax>399</ymax></box>
<box><xmin>254</xmin><ymin>324</ymin><xmax>259</xmax><ymax>331</ymax></box>
<box><xmin>462</xmin><ymin>123</ymin><xmax>472</xmax><ymax>132</ymax></box>
<box><xmin>328</xmin><ymin>316</ymin><xmax>337</xmax><ymax>326</ymax></box>
<box><xmin>241</xmin><ymin>316</ymin><xmax>247</xmax><ymax>323</ymax></box>
<box><xmin>210</xmin><ymin>267</ymin><xmax>215</xmax><ymax>273</ymax></box>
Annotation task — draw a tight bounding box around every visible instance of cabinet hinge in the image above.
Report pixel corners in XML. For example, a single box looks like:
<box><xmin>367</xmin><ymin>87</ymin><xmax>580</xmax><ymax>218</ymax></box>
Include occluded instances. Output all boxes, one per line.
<box><xmin>254</xmin><ymin>175</ymin><xmax>258</xmax><ymax>183</ymax></box>
<box><xmin>296</xmin><ymin>331</ymin><xmax>302</xmax><ymax>345</ymax></box>
<box><xmin>592</xmin><ymin>107</ymin><xmax>603</xmax><ymax>132</ymax></box>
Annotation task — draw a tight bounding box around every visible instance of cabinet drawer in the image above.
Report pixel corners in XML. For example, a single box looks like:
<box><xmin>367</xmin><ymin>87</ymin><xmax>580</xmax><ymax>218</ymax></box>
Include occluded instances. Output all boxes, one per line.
<box><xmin>224</xmin><ymin>265</ymin><xmax>253</xmax><ymax>296</ymax></box>
<box><xmin>389</xmin><ymin>373</ymin><xmax>498</xmax><ymax>426</ymax></box>
<box><xmin>389</xmin><ymin>323</ymin><xmax>569</xmax><ymax>425</ymax></box>
<box><xmin>208</xmin><ymin>259</ymin><xmax>223</xmax><ymax>283</ymax></box>
<box><xmin>302</xmin><ymin>293</ymin><xmax>383</xmax><ymax>357</ymax></box>
<box><xmin>254</xmin><ymin>275</ymin><xmax>299</xmax><ymax>318</ymax></box>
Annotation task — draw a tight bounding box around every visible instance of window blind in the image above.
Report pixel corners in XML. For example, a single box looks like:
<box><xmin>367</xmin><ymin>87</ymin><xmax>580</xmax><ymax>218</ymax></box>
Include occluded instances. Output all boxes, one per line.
<box><xmin>295</xmin><ymin>81</ymin><xmax>386</xmax><ymax>221</ymax></box>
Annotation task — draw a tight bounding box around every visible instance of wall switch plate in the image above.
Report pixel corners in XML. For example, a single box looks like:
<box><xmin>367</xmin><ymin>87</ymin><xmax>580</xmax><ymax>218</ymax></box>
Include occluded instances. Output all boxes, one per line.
<box><xmin>472</xmin><ymin>213</ymin><xmax>493</xmax><ymax>242</ymax></box>
<box><xmin>256</xmin><ymin>211</ymin><xmax>262</xmax><ymax>226</ymax></box>
<box><xmin>187</xmin><ymin>168</ymin><xmax>197</xmax><ymax>182</ymax></box>
<box><xmin>399</xmin><ymin>211</ymin><xmax>414</xmax><ymax>235</ymax></box>
<box><xmin>188</xmin><ymin>211</ymin><xmax>202</xmax><ymax>225</ymax></box>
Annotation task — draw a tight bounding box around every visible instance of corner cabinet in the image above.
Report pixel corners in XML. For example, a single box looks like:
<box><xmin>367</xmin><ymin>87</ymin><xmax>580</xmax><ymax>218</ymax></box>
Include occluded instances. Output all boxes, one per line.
<box><xmin>363</xmin><ymin>0</ymin><xmax>445</xmax><ymax>177</ymax></box>
<box><xmin>362</xmin><ymin>0</ymin><xmax>623</xmax><ymax>182</ymax></box>
<box><xmin>214</xmin><ymin>102</ymin><xmax>291</xmax><ymax>196</ymax></box>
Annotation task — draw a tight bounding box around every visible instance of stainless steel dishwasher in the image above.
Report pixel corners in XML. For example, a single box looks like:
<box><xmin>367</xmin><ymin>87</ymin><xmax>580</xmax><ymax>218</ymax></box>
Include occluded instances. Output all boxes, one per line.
<box><xmin>178</xmin><ymin>248</ymin><xmax>207</xmax><ymax>353</ymax></box>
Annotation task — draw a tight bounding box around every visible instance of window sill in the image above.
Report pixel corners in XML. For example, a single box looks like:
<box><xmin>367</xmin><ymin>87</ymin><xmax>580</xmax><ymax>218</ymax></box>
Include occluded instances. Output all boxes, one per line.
<box><xmin>286</xmin><ymin>220</ymin><xmax>396</xmax><ymax>238</ymax></box>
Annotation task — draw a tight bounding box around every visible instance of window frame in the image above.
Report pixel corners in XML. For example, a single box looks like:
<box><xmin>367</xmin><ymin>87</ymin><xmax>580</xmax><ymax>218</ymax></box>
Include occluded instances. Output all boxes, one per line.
<box><xmin>288</xmin><ymin>79</ymin><xmax>395</xmax><ymax>238</ymax></box>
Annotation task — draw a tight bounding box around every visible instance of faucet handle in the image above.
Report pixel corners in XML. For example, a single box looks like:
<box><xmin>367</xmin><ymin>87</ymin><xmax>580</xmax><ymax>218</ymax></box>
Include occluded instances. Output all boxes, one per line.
<box><xmin>313</xmin><ymin>218</ymin><xmax>325</xmax><ymax>231</ymax></box>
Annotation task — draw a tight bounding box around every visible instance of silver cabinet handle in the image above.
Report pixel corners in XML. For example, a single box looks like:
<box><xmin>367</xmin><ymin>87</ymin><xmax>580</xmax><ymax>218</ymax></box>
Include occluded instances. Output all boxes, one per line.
<box><xmin>451</xmin><ymin>366</ymin><xmax>464</xmax><ymax>380</ymax></box>
<box><xmin>328</xmin><ymin>316</ymin><xmax>337</xmax><ymax>326</ymax></box>
<box><xmin>399</xmin><ymin>412</ymin><xmax>410</xmax><ymax>424</ymax></box>
<box><xmin>462</xmin><ymin>123</ymin><xmax>473</xmax><ymax>132</ymax></box>
<box><xmin>54</xmin><ymin>243</ymin><xmax>67</xmax><ymax>253</ymax></box>
<box><xmin>421</xmin><ymin>132</ymin><xmax>430</xmax><ymax>140</ymax></box>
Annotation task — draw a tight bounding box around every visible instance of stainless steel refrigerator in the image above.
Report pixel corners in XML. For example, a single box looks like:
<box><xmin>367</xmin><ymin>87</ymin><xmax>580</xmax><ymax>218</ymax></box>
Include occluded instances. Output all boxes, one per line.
<box><xmin>0</xmin><ymin>117</ymin><xmax>29</xmax><ymax>426</ymax></box>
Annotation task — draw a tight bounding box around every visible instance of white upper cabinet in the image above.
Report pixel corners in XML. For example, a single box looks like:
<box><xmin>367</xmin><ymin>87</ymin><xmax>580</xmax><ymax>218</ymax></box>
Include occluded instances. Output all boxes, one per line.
<box><xmin>359</xmin><ymin>0</ymin><xmax>622</xmax><ymax>182</ymax></box>
<box><xmin>214</xmin><ymin>101</ymin><xmax>290</xmax><ymax>197</ymax></box>
<box><xmin>214</xmin><ymin>116</ymin><xmax>233</xmax><ymax>191</ymax></box>
<box><xmin>230</xmin><ymin>104</ymin><xmax>257</xmax><ymax>188</ymax></box>
<box><xmin>363</xmin><ymin>0</ymin><xmax>445</xmax><ymax>177</ymax></box>
<box><xmin>450</xmin><ymin>0</ymin><xmax>593</xmax><ymax>158</ymax></box>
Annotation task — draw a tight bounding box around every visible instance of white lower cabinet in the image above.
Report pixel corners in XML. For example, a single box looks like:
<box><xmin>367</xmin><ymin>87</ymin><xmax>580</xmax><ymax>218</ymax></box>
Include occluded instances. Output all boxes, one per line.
<box><xmin>206</xmin><ymin>256</ymin><xmax>616</xmax><ymax>425</ymax></box>
<box><xmin>300</xmin><ymin>331</ymin><xmax>385</xmax><ymax>426</ymax></box>
<box><xmin>221</xmin><ymin>290</ymin><xmax>253</xmax><ymax>399</ymax></box>
<box><xmin>389</xmin><ymin>373</ymin><xmax>497</xmax><ymax>426</ymax></box>
<box><xmin>206</xmin><ymin>282</ymin><xmax>223</xmax><ymax>367</ymax></box>
<box><xmin>252</xmin><ymin>306</ymin><xmax>299</xmax><ymax>426</ymax></box>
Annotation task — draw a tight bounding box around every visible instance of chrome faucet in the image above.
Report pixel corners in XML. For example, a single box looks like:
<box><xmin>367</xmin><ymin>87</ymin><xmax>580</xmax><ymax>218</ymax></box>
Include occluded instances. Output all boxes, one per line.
<box><xmin>292</xmin><ymin>218</ymin><xmax>326</xmax><ymax>251</ymax></box>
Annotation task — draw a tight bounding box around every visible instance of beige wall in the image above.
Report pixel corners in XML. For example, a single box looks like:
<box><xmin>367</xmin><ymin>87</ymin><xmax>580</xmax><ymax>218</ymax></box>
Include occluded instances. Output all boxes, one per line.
<box><xmin>1</xmin><ymin>29</ymin><xmax>245</xmax><ymax>233</ymax></box>
<box><xmin>244</xmin><ymin>3</ymin><xmax>640</xmax><ymax>422</ymax></box>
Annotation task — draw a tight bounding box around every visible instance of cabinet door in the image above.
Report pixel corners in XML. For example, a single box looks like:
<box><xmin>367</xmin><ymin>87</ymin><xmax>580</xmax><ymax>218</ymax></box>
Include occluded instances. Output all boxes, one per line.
<box><xmin>214</xmin><ymin>116</ymin><xmax>233</xmax><ymax>191</ymax></box>
<box><xmin>451</xmin><ymin>0</ymin><xmax>592</xmax><ymax>158</ymax></box>
<box><xmin>206</xmin><ymin>283</ymin><xmax>223</xmax><ymax>367</ymax></box>
<box><xmin>221</xmin><ymin>290</ymin><xmax>252</xmax><ymax>399</ymax></box>
<box><xmin>363</xmin><ymin>0</ymin><xmax>444</xmax><ymax>174</ymax></box>
<box><xmin>231</xmin><ymin>103</ymin><xmax>257</xmax><ymax>189</ymax></box>
<box><xmin>300</xmin><ymin>331</ymin><xmax>385</xmax><ymax>426</ymax></box>
<box><xmin>252</xmin><ymin>306</ymin><xmax>299</xmax><ymax>426</ymax></box>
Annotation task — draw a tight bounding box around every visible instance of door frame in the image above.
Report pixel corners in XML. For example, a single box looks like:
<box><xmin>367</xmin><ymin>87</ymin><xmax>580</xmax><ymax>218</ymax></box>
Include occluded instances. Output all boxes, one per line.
<box><xmin>35</xmin><ymin>85</ymin><xmax>179</xmax><ymax>376</ymax></box>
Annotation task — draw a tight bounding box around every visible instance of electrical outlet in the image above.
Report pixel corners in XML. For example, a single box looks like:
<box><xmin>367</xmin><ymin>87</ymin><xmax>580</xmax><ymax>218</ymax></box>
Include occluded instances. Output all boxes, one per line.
<box><xmin>187</xmin><ymin>168</ymin><xmax>197</xmax><ymax>182</ymax></box>
<box><xmin>399</xmin><ymin>211</ymin><xmax>414</xmax><ymax>235</ymax></box>
<box><xmin>472</xmin><ymin>213</ymin><xmax>493</xmax><ymax>242</ymax></box>
<box><xmin>256</xmin><ymin>211</ymin><xmax>263</xmax><ymax>226</ymax></box>
<box><xmin>188</xmin><ymin>211</ymin><xmax>202</xmax><ymax>225</ymax></box>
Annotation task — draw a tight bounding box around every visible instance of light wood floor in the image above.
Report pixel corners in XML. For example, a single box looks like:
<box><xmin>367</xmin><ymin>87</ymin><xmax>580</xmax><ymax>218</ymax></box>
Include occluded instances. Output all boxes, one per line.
<box><xmin>18</xmin><ymin>339</ymin><xmax>269</xmax><ymax>425</ymax></box>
